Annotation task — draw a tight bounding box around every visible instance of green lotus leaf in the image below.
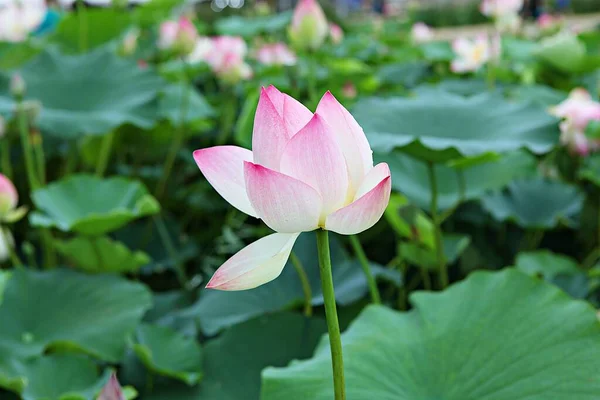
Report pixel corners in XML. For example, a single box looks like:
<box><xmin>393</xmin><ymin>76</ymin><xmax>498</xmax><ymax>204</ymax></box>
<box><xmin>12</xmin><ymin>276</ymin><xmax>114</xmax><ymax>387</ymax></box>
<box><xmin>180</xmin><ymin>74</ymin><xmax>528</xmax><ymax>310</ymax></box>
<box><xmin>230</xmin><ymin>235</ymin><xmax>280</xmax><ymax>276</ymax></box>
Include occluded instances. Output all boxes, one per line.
<box><xmin>30</xmin><ymin>174</ymin><xmax>160</xmax><ymax>235</ymax></box>
<box><xmin>535</xmin><ymin>32</ymin><xmax>587</xmax><ymax>73</ymax></box>
<box><xmin>0</xmin><ymin>269</ymin><xmax>151</xmax><ymax>390</ymax></box>
<box><xmin>377</xmin><ymin>61</ymin><xmax>430</xmax><ymax>88</ymax></box>
<box><xmin>353</xmin><ymin>91</ymin><xmax>559</xmax><ymax>162</ymax></box>
<box><xmin>399</xmin><ymin>233</ymin><xmax>471</xmax><ymax>270</ymax></box>
<box><xmin>262</xmin><ymin>269</ymin><xmax>600</xmax><ymax>399</ymax></box>
<box><xmin>19</xmin><ymin>354</ymin><xmax>110</xmax><ymax>400</ymax></box>
<box><xmin>54</xmin><ymin>236</ymin><xmax>151</xmax><ymax>274</ymax></box>
<box><xmin>0</xmin><ymin>271</ymin><xmax>10</xmax><ymax>307</ymax></box>
<box><xmin>145</xmin><ymin>313</ymin><xmax>327</xmax><ymax>400</ymax></box>
<box><xmin>0</xmin><ymin>42</ymin><xmax>39</xmax><ymax>69</ymax></box>
<box><xmin>158</xmin><ymin>83</ymin><xmax>215</xmax><ymax>124</ymax></box>
<box><xmin>481</xmin><ymin>178</ymin><xmax>584</xmax><ymax>228</ymax></box>
<box><xmin>514</xmin><ymin>250</ymin><xmax>581</xmax><ymax>279</ymax></box>
<box><xmin>133</xmin><ymin>323</ymin><xmax>202</xmax><ymax>385</ymax></box>
<box><xmin>0</xmin><ymin>46</ymin><xmax>164</xmax><ymax>139</ymax></box>
<box><xmin>51</xmin><ymin>9</ymin><xmax>132</xmax><ymax>53</ymax></box>
<box><xmin>579</xmin><ymin>153</ymin><xmax>600</xmax><ymax>187</ymax></box>
<box><xmin>420</xmin><ymin>41</ymin><xmax>454</xmax><ymax>61</ymax></box>
<box><xmin>377</xmin><ymin>150</ymin><xmax>537</xmax><ymax>211</ymax></box>
<box><xmin>507</xmin><ymin>84</ymin><xmax>567</xmax><ymax>107</ymax></box>
<box><xmin>180</xmin><ymin>233</ymin><xmax>399</xmax><ymax>335</ymax></box>
<box><xmin>215</xmin><ymin>12</ymin><xmax>292</xmax><ymax>37</ymax></box>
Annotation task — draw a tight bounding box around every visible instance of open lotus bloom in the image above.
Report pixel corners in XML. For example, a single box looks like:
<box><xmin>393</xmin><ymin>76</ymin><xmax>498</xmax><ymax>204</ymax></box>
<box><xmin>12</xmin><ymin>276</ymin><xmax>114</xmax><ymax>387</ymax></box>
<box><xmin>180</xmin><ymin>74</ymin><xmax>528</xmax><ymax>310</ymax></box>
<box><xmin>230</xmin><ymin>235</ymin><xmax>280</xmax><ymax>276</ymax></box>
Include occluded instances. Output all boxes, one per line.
<box><xmin>97</xmin><ymin>373</ymin><xmax>125</xmax><ymax>400</ymax></box>
<box><xmin>255</xmin><ymin>43</ymin><xmax>297</xmax><ymax>66</ymax></box>
<box><xmin>158</xmin><ymin>17</ymin><xmax>198</xmax><ymax>55</ymax></box>
<box><xmin>451</xmin><ymin>35</ymin><xmax>495</xmax><ymax>73</ymax></box>
<box><xmin>0</xmin><ymin>0</ymin><xmax>45</xmax><ymax>43</ymax></box>
<box><xmin>194</xmin><ymin>86</ymin><xmax>391</xmax><ymax>290</ymax></box>
<box><xmin>204</xmin><ymin>36</ymin><xmax>252</xmax><ymax>83</ymax></box>
<box><xmin>550</xmin><ymin>88</ymin><xmax>600</xmax><ymax>156</ymax></box>
<box><xmin>288</xmin><ymin>0</ymin><xmax>329</xmax><ymax>50</ymax></box>
<box><xmin>411</xmin><ymin>22</ymin><xmax>434</xmax><ymax>44</ymax></box>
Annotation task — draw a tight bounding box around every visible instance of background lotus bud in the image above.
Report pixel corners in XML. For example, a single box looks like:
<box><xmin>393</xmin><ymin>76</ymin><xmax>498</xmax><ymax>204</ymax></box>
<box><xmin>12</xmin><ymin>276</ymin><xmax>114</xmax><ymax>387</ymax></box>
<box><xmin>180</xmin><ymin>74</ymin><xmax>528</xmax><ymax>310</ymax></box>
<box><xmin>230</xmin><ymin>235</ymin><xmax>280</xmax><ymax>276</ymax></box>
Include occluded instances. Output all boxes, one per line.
<box><xmin>10</xmin><ymin>73</ymin><xmax>25</xmax><ymax>98</ymax></box>
<box><xmin>288</xmin><ymin>0</ymin><xmax>328</xmax><ymax>51</ymax></box>
<box><xmin>329</xmin><ymin>24</ymin><xmax>343</xmax><ymax>44</ymax></box>
<box><xmin>98</xmin><ymin>373</ymin><xmax>126</xmax><ymax>400</ymax></box>
<box><xmin>342</xmin><ymin>82</ymin><xmax>357</xmax><ymax>99</ymax></box>
<box><xmin>121</xmin><ymin>29</ymin><xmax>139</xmax><ymax>56</ymax></box>
<box><xmin>411</xmin><ymin>22</ymin><xmax>434</xmax><ymax>43</ymax></box>
<box><xmin>187</xmin><ymin>37</ymin><xmax>214</xmax><ymax>64</ymax></box>
<box><xmin>255</xmin><ymin>43</ymin><xmax>297</xmax><ymax>66</ymax></box>
<box><xmin>205</xmin><ymin>36</ymin><xmax>253</xmax><ymax>84</ymax></box>
<box><xmin>158</xmin><ymin>17</ymin><xmax>198</xmax><ymax>55</ymax></box>
<box><xmin>0</xmin><ymin>174</ymin><xmax>18</xmax><ymax>219</ymax></box>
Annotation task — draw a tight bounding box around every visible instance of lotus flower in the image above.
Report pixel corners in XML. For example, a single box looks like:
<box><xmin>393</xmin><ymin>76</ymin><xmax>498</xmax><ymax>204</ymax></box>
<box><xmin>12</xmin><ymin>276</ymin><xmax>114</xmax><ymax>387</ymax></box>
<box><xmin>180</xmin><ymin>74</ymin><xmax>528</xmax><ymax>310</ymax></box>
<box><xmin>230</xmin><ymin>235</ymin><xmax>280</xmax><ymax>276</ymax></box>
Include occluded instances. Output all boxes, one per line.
<box><xmin>121</xmin><ymin>29</ymin><xmax>139</xmax><ymax>56</ymax></box>
<box><xmin>329</xmin><ymin>24</ymin><xmax>343</xmax><ymax>44</ymax></box>
<box><xmin>255</xmin><ymin>43</ymin><xmax>297</xmax><ymax>66</ymax></box>
<box><xmin>158</xmin><ymin>17</ymin><xmax>198</xmax><ymax>55</ymax></box>
<box><xmin>0</xmin><ymin>1</ymin><xmax>45</xmax><ymax>43</ymax></box>
<box><xmin>204</xmin><ymin>36</ymin><xmax>252</xmax><ymax>84</ymax></box>
<box><xmin>411</xmin><ymin>22</ymin><xmax>434</xmax><ymax>43</ymax></box>
<box><xmin>342</xmin><ymin>82</ymin><xmax>357</xmax><ymax>99</ymax></box>
<box><xmin>288</xmin><ymin>0</ymin><xmax>328</xmax><ymax>51</ymax></box>
<box><xmin>187</xmin><ymin>37</ymin><xmax>214</xmax><ymax>64</ymax></box>
<box><xmin>0</xmin><ymin>174</ymin><xmax>17</xmax><ymax>220</ymax></box>
<box><xmin>480</xmin><ymin>0</ymin><xmax>523</xmax><ymax>18</ymax></box>
<box><xmin>550</xmin><ymin>88</ymin><xmax>600</xmax><ymax>156</ymax></box>
<box><xmin>98</xmin><ymin>373</ymin><xmax>125</xmax><ymax>400</ymax></box>
<box><xmin>194</xmin><ymin>86</ymin><xmax>391</xmax><ymax>290</ymax></box>
<box><xmin>451</xmin><ymin>35</ymin><xmax>494</xmax><ymax>73</ymax></box>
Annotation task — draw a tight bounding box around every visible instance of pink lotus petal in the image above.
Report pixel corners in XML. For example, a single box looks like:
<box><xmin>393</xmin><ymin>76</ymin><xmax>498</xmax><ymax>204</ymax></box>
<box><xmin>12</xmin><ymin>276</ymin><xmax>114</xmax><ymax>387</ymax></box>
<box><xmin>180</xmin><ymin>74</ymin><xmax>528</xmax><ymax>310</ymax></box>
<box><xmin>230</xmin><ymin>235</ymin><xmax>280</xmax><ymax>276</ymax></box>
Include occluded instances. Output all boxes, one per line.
<box><xmin>206</xmin><ymin>232</ymin><xmax>300</xmax><ymax>290</ymax></box>
<box><xmin>280</xmin><ymin>114</ymin><xmax>348</xmax><ymax>216</ymax></box>
<box><xmin>325</xmin><ymin>175</ymin><xmax>391</xmax><ymax>235</ymax></box>
<box><xmin>244</xmin><ymin>162</ymin><xmax>322</xmax><ymax>233</ymax></box>
<box><xmin>98</xmin><ymin>373</ymin><xmax>125</xmax><ymax>400</ymax></box>
<box><xmin>316</xmin><ymin>91</ymin><xmax>373</xmax><ymax>195</ymax></box>
<box><xmin>252</xmin><ymin>87</ymin><xmax>312</xmax><ymax>170</ymax></box>
<box><xmin>0</xmin><ymin>174</ymin><xmax>17</xmax><ymax>216</ymax></box>
<box><xmin>354</xmin><ymin>163</ymin><xmax>390</xmax><ymax>200</ymax></box>
<box><xmin>193</xmin><ymin>146</ymin><xmax>258</xmax><ymax>217</ymax></box>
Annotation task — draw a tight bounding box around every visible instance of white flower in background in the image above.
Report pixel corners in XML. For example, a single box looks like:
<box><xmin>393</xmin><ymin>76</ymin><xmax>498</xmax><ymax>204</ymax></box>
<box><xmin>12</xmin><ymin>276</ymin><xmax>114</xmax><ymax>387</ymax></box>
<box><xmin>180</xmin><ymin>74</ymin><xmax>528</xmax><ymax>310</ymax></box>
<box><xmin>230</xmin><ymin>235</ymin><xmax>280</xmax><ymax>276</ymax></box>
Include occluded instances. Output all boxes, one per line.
<box><xmin>255</xmin><ymin>43</ymin><xmax>297</xmax><ymax>66</ymax></box>
<box><xmin>0</xmin><ymin>228</ymin><xmax>14</xmax><ymax>263</ymax></box>
<box><xmin>480</xmin><ymin>0</ymin><xmax>523</xmax><ymax>19</ymax></box>
<box><xmin>0</xmin><ymin>0</ymin><xmax>46</xmax><ymax>43</ymax></box>
<box><xmin>550</xmin><ymin>88</ymin><xmax>600</xmax><ymax>156</ymax></box>
<box><xmin>451</xmin><ymin>35</ymin><xmax>496</xmax><ymax>73</ymax></box>
<box><xmin>187</xmin><ymin>37</ymin><xmax>214</xmax><ymax>64</ymax></box>
<box><xmin>411</xmin><ymin>22</ymin><xmax>434</xmax><ymax>43</ymax></box>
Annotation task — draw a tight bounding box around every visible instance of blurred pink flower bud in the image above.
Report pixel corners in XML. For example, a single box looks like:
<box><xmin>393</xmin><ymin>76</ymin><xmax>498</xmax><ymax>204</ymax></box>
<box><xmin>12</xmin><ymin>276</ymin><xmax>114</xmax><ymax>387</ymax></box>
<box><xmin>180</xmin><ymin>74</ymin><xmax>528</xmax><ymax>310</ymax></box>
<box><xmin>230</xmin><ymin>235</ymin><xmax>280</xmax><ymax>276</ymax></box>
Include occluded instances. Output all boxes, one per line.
<box><xmin>0</xmin><ymin>174</ymin><xmax>18</xmax><ymax>218</ymax></box>
<box><xmin>10</xmin><ymin>73</ymin><xmax>25</xmax><ymax>98</ymax></box>
<box><xmin>205</xmin><ymin>36</ymin><xmax>253</xmax><ymax>84</ymax></box>
<box><xmin>411</xmin><ymin>22</ymin><xmax>434</xmax><ymax>43</ymax></box>
<box><xmin>329</xmin><ymin>24</ymin><xmax>343</xmax><ymax>45</ymax></box>
<box><xmin>342</xmin><ymin>82</ymin><xmax>357</xmax><ymax>99</ymax></box>
<box><xmin>98</xmin><ymin>373</ymin><xmax>125</xmax><ymax>400</ymax></box>
<box><xmin>158</xmin><ymin>17</ymin><xmax>198</xmax><ymax>55</ymax></box>
<box><xmin>255</xmin><ymin>43</ymin><xmax>297</xmax><ymax>66</ymax></box>
<box><xmin>288</xmin><ymin>0</ymin><xmax>329</xmax><ymax>51</ymax></box>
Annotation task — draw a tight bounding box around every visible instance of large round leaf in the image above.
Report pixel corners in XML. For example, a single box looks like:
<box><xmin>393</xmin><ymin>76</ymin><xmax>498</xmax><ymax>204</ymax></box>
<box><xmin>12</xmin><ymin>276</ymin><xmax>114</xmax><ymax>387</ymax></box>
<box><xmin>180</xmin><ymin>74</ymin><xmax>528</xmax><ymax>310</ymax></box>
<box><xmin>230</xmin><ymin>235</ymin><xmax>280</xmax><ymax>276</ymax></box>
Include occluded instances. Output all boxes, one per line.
<box><xmin>0</xmin><ymin>269</ymin><xmax>151</xmax><ymax>368</ymax></box>
<box><xmin>145</xmin><ymin>313</ymin><xmax>327</xmax><ymax>400</ymax></box>
<box><xmin>378</xmin><ymin>150</ymin><xmax>537</xmax><ymax>210</ymax></box>
<box><xmin>352</xmin><ymin>91</ymin><xmax>559</xmax><ymax>162</ymax></box>
<box><xmin>0</xmin><ymin>46</ymin><xmax>164</xmax><ymax>139</ymax></box>
<box><xmin>180</xmin><ymin>232</ymin><xmax>399</xmax><ymax>335</ymax></box>
<box><xmin>30</xmin><ymin>175</ymin><xmax>160</xmax><ymax>235</ymax></box>
<box><xmin>133</xmin><ymin>323</ymin><xmax>203</xmax><ymax>385</ymax></box>
<box><xmin>262</xmin><ymin>269</ymin><xmax>600</xmax><ymax>399</ymax></box>
<box><xmin>215</xmin><ymin>12</ymin><xmax>292</xmax><ymax>37</ymax></box>
<box><xmin>481</xmin><ymin>178</ymin><xmax>584</xmax><ymax>228</ymax></box>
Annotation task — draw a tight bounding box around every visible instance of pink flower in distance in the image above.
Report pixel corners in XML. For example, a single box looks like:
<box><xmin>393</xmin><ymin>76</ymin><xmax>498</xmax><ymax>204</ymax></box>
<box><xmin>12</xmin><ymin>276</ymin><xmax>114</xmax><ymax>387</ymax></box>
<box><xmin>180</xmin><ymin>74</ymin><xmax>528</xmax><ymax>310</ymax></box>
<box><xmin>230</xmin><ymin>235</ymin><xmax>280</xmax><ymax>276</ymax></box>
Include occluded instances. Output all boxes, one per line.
<box><xmin>98</xmin><ymin>373</ymin><xmax>125</xmax><ymax>400</ymax></box>
<box><xmin>550</xmin><ymin>88</ymin><xmax>600</xmax><ymax>156</ymax></box>
<box><xmin>342</xmin><ymin>82</ymin><xmax>357</xmax><ymax>99</ymax></box>
<box><xmin>411</xmin><ymin>22</ymin><xmax>434</xmax><ymax>43</ymax></box>
<box><xmin>288</xmin><ymin>0</ymin><xmax>329</xmax><ymax>50</ymax></box>
<box><xmin>480</xmin><ymin>0</ymin><xmax>523</xmax><ymax>18</ymax></box>
<box><xmin>0</xmin><ymin>174</ymin><xmax>18</xmax><ymax>219</ymax></box>
<box><xmin>194</xmin><ymin>86</ymin><xmax>391</xmax><ymax>290</ymax></box>
<box><xmin>255</xmin><ymin>43</ymin><xmax>297</xmax><ymax>66</ymax></box>
<box><xmin>158</xmin><ymin>17</ymin><xmax>198</xmax><ymax>55</ymax></box>
<box><xmin>451</xmin><ymin>35</ymin><xmax>493</xmax><ymax>73</ymax></box>
<box><xmin>205</xmin><ymin>36</ymin><xmax>252</xmax><ymax>83</ymax></box>
<box><xmin>330</xmin><ymin>24</ymin><xmax>343</xmax><ymax>44</ymax></box>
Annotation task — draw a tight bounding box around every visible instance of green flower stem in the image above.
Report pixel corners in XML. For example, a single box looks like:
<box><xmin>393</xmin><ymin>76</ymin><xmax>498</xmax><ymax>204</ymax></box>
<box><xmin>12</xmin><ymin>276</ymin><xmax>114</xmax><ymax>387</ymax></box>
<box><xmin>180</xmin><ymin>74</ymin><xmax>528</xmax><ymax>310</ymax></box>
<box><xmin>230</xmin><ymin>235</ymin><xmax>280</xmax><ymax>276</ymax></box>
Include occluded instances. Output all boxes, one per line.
<box><xmin>155</xmin><ymin>69</ymin><xmax>191</xmax><ymax>199</ymax></box>
<box><xmin>289</xmin><ymin>251</ymin><xmax>313</xmax><ymax>317</ymax></box>
<box><xmin>315</xmin><ymin>229</ymin><xmax>346</xmax><ymax>400</ymax></box>
<box><xmin>427</xmin><ymin>161</ymin><xmax>448</xmax><ymax>289</ymax></box>
<box><xmin>216</xmin><ymin>93</ymin><xmax>237</xmax><ymax>145</ymax></box>
<box><xmin>3</xmin><ymin>228</ymin><xmax>22</xmax><ymax>268</ymax></box>
<box><xmin>33</xmin><ymin>135</ymin><xmax>46</xmax><ymax>185</ymax></box>
<box><xmin>154</xmin><ymin>214</ymin><xmax>188</xmax><ymax>288</ymax></box>
<box><xmin>95</xmin><ymin>132</ymin><xmax>114</xmax><ymax>177</ymax></box>
<box><xmin>1</xmin><ymin>139</ymin><xmax>12</xmax><ymax>179</ymax></box>
<box><xmin>307</xmin><ymin>54</ymin><xmax>318</xmax><ymax>104</ymax></box>
<box><xmin>77</xmin><ymin>0</ymin><xmax>88</xmax><ymax>52</ymax></box>
<box><xmin>420</xmin><ymin>267</ymin><xmax>432</xmax><ymax>291</ymax></box>
<box><xmin>17</xmin><ymin>100</ymin><xmax>40</xmax><ymax>191</ymax></box>
<box><xmin>41</xmin><ymin>229</ymin><xmax>56</xmax><ymax>269</ymax></box>
<box><xmin>348</xmin><ymin>235</ymin><xmax>381</xmax><ymax>304</ymax></box>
